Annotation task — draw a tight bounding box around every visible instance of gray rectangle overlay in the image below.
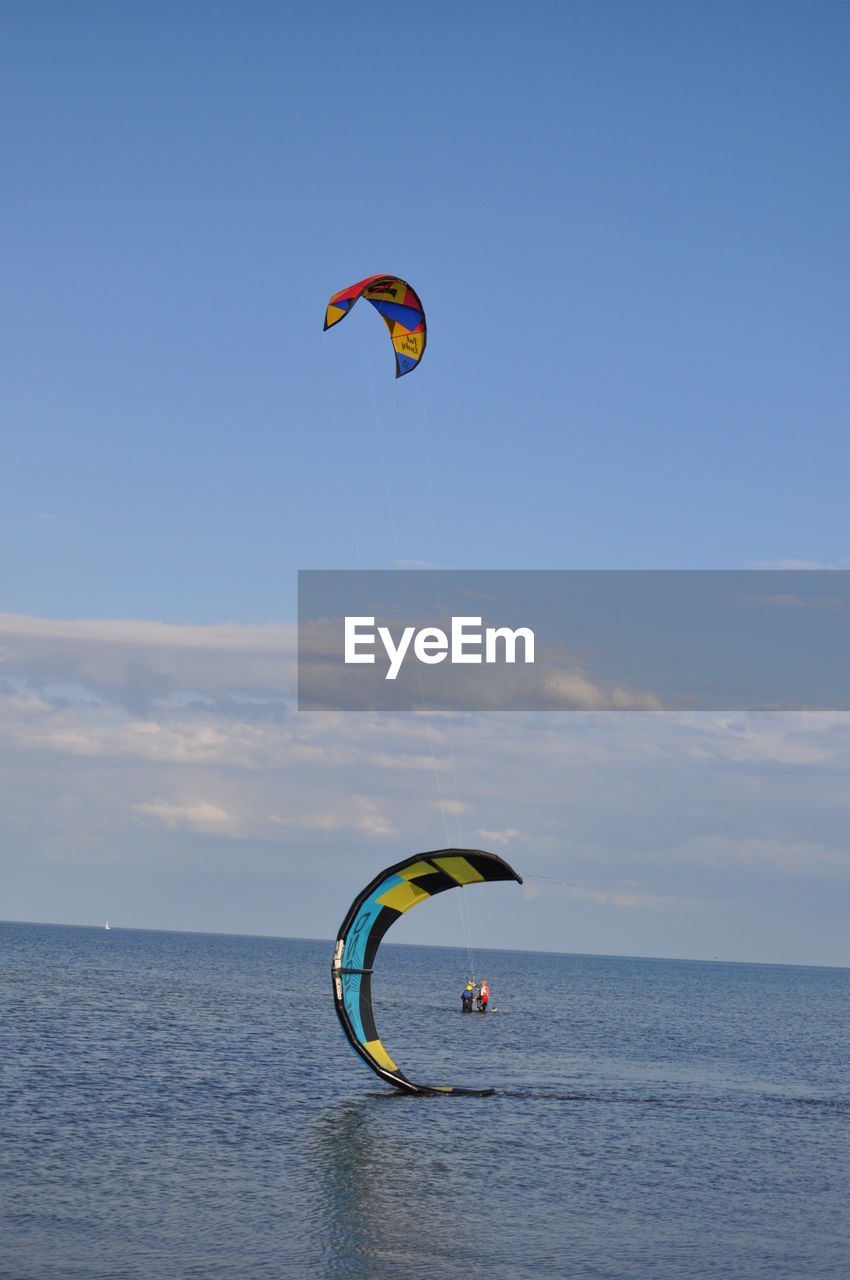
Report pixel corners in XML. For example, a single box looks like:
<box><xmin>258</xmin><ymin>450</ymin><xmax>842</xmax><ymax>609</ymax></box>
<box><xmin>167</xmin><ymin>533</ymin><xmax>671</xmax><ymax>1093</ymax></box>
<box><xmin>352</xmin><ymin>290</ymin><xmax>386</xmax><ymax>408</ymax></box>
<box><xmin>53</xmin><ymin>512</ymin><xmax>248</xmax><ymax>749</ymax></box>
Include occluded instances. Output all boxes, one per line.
<box><xmin>298</xmin><ymin>570</ymin><xmax>850</xmax><ymax>711</ymax></box>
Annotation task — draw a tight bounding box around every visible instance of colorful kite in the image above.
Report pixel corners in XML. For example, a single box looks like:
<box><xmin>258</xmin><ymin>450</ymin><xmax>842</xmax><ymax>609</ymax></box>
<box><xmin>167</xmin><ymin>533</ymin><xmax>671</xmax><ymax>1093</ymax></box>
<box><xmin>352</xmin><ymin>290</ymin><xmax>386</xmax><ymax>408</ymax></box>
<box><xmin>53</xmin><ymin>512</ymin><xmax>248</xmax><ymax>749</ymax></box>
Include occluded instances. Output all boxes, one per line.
<box><xmin>331</xmin><ymin>848</ymin><xmax>523</xmax><ymax>1095</ymax></box>
<box><xmin>323</xmin><ymin>275</ymin><xmax>426</xmax><ymax>377</ymax></box>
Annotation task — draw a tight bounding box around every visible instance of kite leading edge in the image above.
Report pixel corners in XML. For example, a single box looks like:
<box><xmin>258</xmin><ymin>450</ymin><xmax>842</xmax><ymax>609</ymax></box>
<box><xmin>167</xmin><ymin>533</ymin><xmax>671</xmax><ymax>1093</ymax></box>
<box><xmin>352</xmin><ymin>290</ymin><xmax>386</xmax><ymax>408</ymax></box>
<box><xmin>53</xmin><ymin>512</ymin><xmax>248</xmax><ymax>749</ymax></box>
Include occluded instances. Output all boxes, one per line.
<box><xmin>331</xmin><ymin>848</ymin><xmax>523</xmax><ymax>1095</ymax></box>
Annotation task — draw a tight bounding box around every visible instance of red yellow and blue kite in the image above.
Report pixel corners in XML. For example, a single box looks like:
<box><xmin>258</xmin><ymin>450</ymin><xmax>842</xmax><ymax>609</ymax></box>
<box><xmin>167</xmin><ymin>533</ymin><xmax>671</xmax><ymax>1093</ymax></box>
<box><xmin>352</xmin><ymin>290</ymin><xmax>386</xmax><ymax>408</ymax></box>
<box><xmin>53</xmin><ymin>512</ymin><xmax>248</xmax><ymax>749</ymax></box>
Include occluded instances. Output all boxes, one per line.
<box><xmin>323</xmin><ymin>274</ymin><xmax>426</xmax><ymax>378</ymax></box>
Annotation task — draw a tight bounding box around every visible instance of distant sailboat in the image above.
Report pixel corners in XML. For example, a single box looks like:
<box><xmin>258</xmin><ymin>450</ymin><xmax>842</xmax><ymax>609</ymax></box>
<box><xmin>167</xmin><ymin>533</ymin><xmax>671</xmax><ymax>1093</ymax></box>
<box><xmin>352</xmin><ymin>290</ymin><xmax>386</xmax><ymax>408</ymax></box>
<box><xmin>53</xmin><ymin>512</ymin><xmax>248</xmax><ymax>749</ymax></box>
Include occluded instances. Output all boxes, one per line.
<box><xmin>105</xmin><ymin>921</ymin><xmax>111</xmax><ymax>931</ymax></box>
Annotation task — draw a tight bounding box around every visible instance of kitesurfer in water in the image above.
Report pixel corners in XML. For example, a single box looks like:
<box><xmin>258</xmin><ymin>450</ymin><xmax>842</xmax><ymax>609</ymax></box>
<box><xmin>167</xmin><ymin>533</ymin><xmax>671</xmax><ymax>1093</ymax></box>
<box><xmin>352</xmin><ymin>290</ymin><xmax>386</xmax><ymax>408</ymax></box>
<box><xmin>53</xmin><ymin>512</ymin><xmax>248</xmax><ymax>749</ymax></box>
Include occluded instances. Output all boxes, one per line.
<box><xmin>477</xmin><ymin>980</ymin><xmax>489</xmax><ymax>1012</ymax></box>
<box><xmin>461</xmin><ymin>982</ymin><xmax>475</xmax><ymax>1012</ymax></box>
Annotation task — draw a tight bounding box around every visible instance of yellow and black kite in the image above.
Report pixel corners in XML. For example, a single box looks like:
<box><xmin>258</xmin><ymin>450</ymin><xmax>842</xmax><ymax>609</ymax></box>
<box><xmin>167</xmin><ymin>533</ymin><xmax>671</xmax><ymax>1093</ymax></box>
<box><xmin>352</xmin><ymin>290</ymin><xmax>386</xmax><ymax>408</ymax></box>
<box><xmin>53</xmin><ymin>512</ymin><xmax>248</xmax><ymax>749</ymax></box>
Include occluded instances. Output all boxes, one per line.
<box><xmin>331</xmin><ymin>848</ymin><xmax>523</xmax><ymax>1095</ymax></box>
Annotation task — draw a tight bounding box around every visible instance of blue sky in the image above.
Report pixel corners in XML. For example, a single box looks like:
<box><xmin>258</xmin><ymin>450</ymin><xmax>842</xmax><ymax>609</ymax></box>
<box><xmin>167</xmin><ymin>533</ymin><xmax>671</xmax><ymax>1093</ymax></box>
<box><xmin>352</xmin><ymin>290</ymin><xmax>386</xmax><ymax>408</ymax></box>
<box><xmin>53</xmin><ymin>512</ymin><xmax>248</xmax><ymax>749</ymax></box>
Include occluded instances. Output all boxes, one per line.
<box><xmin>2</xmin><ymin>3</ymin><xmax>849</xmax><ymax>964</ymax></box>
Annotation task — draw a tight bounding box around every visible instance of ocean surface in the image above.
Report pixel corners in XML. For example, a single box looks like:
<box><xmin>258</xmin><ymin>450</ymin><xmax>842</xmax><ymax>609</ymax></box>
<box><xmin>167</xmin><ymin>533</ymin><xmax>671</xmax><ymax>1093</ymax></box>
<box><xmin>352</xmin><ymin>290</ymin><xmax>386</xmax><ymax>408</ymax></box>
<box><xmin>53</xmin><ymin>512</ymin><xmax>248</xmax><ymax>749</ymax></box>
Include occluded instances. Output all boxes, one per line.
<box><xmin>1</xmin><ymin>922</ymin><xmax>848</xmax><ymax>1279</ymax></box>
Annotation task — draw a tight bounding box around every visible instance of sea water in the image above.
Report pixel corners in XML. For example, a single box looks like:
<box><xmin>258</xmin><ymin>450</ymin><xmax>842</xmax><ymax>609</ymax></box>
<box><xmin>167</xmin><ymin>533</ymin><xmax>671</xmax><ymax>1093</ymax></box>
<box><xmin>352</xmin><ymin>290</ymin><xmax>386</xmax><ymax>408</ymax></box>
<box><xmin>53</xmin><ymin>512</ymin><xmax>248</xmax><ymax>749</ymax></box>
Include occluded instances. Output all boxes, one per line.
<box><xmin>1</xmin><ymin>923</ymin><xmax>848</xmax><ymax>1278</ymax></box>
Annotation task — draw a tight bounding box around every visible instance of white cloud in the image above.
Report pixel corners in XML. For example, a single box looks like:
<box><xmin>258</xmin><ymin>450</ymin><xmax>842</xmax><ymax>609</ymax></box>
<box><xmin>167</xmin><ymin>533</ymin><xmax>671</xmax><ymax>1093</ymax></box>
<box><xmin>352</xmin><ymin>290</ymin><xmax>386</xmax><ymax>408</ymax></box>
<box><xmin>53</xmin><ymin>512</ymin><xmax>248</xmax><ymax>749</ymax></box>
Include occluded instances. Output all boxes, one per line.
<box><xmin>269</xmin><ymin>810</ymin><xmax>343</xmax><ymax>831</ymax></box>
<box><xmin>351</xmin><ymin>795</ymin><xmax>398</xmax><ymax>837</ymax></box>
<box><xmin>132</xmin><ymin>799</ymin><xmax>238</xmax><ymax>835</ymax></box>
<box><xmin>543</xmin><ymin>670</ymin><xmax>662</xmax><ymax>710</ymax></box>
<box><xmin>680</xmin><ymin>712</ymin><xmax>850</xmax><ymax>766</ymax></box>
<box><xmin>478</xmin><ymin>826</ymin><xmax>520</xmax><ymax>847</ymax></box>
<box><xmin>566</xmin><ymin>881</ymin><xmax>695</xmax><ymax>910</ymax></box>
<box><xmin>3</xmin><ymin>610</ymin><xmax>850</xmax><ymax>961</ymax></box>
<box><xmin>267</xmin><ymin>795</ymin><xmax>397</xmax><ymax>838</ymax></box>
<box><xmin>432</xmin><ymin>797</ymin><xmax>467</xmax><ymax>816</ymax></box>
<box><xmin>0</xmin><ymin>612</ymin><xmax>297</xmax><ymax>706</ymax></box>
<box><xmin>648</xmin><ymin>834</ymin><xmax>850</xmax><ymax>878</ymax></box>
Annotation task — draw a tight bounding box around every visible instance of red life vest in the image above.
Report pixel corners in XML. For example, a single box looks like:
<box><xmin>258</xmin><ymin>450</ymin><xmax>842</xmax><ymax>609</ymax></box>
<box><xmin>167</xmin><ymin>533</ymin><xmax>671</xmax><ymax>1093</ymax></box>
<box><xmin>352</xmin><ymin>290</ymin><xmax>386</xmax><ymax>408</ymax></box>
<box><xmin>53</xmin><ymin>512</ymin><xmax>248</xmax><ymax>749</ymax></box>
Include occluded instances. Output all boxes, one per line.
<box><xmin>480</xmin><ymin>983</ymin><xmax>489</xmax><ymax>1002</ymax></box>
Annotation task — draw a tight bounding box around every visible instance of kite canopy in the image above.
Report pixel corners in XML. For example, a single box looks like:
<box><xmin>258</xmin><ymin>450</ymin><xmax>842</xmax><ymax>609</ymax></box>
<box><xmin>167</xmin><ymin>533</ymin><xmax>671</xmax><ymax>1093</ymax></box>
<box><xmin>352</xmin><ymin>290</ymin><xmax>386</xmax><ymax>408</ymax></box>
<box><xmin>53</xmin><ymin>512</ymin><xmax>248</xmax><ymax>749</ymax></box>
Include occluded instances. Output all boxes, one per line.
<box><xmin>323</xmin><ymin>274</ymin><xmax>426</xmax><ymax>377</ymax></box>
<box><xmin>331</xmin><ymin>848</ymin><xmax>523</xmax><ymax>1095</ymax></box>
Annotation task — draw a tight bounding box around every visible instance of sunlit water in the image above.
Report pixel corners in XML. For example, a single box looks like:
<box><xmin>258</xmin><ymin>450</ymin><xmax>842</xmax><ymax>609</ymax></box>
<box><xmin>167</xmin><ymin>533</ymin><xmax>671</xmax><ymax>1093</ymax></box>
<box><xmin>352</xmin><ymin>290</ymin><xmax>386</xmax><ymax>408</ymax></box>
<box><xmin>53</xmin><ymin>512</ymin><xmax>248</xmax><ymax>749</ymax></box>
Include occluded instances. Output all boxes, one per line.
<box><xmin>1</xmin><ymin>923</ymin><xmax>848</xmax><ymax>1278</ymax></box>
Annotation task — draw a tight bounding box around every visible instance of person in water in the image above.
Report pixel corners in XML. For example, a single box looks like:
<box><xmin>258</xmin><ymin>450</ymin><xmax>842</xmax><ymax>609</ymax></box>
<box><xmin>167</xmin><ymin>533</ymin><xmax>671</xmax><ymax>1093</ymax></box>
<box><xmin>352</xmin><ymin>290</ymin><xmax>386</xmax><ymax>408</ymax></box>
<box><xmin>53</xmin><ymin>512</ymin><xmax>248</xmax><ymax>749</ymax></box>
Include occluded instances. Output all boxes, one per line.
<box><xmin>478</xmin><ymin>980</ymin><xmax>489</xmax><ymax>1012</ymax></box>
<box><xmin>461</xmin><ymin>982</ymin><xmax>475</xmax><ymax>1011</ymax></box>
